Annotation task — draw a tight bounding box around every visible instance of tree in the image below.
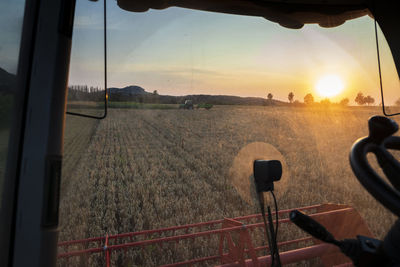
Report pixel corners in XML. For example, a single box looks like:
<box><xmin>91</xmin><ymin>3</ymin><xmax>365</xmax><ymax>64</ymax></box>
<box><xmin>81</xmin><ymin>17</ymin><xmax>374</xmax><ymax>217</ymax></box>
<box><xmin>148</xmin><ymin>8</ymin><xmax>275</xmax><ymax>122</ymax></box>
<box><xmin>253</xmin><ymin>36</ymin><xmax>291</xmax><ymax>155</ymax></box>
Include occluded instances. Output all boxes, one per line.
<box><xmin>267</xmin><ymin>93</ymin><xmax>273</xmax><ymax>100</ymax></box>
<box><xmin>304</xmin><ymin>93</ymin><xmax>314</xmax><ymax>104</ymax></box>
<box><xmin>288</xmin><ymin>92</ymin><xmax>294</xmax><ymax>103</ymax></box>
<box><xmin>355</xmin><ymin>92</ymin><xmax>365</xmax><ymax>105</ymax></box>
<box><xmin>138</xmin><ymin>95</ymin><xmax>144</xmax><ymax>104</ymax></box>
<box><xmin>339</xmin><ymin>98</ymin><xmax>349</xmax><ymax>106</ymax></box>
<box><xmin>320</xmin><ymin>98</ymin><xmax>331</xmax><ymax>106</ymax></box>
<box><xmin>365</xmin><ymin>95</ymin><xmax>375</xmax><ymax>105</ymax></box>
<box><xmin>153</xmin><ymin>90</ymin><xmax>158</xmax><ymax>95</ymax></box>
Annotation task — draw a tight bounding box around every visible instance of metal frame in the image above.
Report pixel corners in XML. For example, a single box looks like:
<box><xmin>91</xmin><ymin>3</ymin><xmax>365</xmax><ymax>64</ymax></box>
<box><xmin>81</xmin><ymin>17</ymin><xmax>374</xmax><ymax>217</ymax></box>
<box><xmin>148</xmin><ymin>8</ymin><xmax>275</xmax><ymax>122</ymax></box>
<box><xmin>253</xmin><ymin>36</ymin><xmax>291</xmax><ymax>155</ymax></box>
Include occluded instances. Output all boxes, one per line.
<box><xmin>0</xmin><ymin>0</ymin><xmax>76</xmax><ymax>266</ymax></box>
<box><xmin>57</xmin><ymin>204</ymin><xmax>372</xmax><ymax>267</ymax></box>
<box><xmin>0</xmin><ymin>0</ymin><xmax>41</xmax><ymax>265</ymax></box>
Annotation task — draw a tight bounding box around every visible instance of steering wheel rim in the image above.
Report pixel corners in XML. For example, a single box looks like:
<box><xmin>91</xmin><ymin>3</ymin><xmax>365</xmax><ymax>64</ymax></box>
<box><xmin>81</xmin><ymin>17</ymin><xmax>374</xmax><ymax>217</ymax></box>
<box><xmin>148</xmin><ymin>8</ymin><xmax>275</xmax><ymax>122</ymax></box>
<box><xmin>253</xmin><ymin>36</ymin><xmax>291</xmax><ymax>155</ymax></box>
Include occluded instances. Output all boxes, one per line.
<box><xmin>350</xmin><ymin>119</ymin><xmax>400</xmax><ymax>217</ymax></box>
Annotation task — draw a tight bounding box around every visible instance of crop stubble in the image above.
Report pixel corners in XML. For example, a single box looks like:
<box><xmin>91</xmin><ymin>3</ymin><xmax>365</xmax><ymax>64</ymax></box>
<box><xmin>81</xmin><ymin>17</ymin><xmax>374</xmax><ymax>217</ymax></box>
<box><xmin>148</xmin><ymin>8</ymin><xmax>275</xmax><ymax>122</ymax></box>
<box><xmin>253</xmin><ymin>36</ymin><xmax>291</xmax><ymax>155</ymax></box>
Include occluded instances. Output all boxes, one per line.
<box><xmin>59</xmin><ymin>106</ymin><xmax>398</xmax><ymax>266</ymax></box>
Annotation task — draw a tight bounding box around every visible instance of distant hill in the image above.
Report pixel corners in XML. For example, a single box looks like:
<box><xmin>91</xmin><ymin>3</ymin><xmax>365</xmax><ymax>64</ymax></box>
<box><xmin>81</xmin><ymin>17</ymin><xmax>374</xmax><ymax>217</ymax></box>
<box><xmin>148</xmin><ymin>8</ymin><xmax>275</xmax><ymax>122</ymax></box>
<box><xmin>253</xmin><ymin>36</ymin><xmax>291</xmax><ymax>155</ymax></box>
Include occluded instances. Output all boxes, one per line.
<box><xmin>0</xmin><ymin>67</ymin><xmax>16</xmax><ymax>93</ymax></box>
<box><xmin>108</xmin><ymin>85</ymin><xmax>149</xmax><ymax>96</ymax></box>
<box><xmin>108</xmin><ymin>85</ymin><xmax>286</xmax><ymax>106</ymax></box>
<box><xmin>181</xmin><ymin>94</ymin><xmax>285</xmax><ymax>106</ymax></box>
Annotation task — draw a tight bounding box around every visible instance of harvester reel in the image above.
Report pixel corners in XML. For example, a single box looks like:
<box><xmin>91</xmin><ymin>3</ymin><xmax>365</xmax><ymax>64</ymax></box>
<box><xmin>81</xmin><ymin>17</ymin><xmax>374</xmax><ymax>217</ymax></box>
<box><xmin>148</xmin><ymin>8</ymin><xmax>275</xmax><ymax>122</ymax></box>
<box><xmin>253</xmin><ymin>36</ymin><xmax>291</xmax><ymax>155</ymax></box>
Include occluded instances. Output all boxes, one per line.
<box><xmin>350</xmin><ymin>116</ymin><xmax>400</xmax><ymax>217</ymax></box>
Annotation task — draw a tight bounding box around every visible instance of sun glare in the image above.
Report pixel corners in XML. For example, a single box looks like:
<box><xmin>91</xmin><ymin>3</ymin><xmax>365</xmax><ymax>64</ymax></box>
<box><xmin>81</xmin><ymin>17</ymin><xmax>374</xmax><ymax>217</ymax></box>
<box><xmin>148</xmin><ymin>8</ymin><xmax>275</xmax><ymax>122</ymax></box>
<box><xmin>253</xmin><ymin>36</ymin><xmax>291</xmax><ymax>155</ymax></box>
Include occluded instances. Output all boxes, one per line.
<box><xmin>316</xmin><ymin>74</ymin><xmax>344</xmax><ymax>98</ymax></box>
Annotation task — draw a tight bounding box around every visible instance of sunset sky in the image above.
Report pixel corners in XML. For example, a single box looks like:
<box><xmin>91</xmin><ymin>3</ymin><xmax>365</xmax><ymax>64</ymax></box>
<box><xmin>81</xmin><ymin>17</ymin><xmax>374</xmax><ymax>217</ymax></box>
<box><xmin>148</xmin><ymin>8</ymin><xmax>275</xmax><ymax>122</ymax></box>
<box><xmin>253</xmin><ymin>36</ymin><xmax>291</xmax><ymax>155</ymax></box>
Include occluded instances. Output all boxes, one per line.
<box><xmin>8</xmin><ymin>0</ymin><xmax>399</xmax><ymax>105</ymax></box>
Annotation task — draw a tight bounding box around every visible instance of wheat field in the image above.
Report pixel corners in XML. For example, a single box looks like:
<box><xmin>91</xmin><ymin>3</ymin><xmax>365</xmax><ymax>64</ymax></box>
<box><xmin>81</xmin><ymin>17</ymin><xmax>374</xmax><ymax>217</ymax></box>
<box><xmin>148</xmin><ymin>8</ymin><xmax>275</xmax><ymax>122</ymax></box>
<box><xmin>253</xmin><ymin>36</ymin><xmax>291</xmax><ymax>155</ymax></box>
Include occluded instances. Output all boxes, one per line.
<box><xmin>58</xmin><ymin>106</ymin><xmax>398</xmax><ymax>266</ymax></box>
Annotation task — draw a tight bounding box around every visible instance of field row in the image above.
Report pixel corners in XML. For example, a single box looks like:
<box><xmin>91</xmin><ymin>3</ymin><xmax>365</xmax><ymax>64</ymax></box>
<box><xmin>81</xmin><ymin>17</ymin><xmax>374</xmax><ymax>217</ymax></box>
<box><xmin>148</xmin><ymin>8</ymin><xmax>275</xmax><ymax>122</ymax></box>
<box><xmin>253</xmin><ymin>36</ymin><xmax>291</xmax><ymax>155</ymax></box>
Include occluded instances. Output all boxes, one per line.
<box><xmin>59</xmin><ymin>106</ymin><xmax>398</xmax><ymax>265</ymax></box>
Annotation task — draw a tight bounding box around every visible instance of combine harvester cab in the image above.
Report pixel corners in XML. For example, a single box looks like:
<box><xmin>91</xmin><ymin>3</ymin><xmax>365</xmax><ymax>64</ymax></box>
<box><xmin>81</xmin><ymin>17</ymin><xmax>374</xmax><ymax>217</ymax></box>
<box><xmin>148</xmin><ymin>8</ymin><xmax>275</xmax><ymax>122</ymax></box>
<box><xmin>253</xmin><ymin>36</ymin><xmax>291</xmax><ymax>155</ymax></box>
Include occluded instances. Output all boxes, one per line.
<box><xmin>3</xmin><ymin>0</ymin><xmax>400</xmax><ymax>267</ymax></box>
<box><xmin>58</xmin><ymin>204</ymin><xmax>372</xmax><ymax>266</ymax></box>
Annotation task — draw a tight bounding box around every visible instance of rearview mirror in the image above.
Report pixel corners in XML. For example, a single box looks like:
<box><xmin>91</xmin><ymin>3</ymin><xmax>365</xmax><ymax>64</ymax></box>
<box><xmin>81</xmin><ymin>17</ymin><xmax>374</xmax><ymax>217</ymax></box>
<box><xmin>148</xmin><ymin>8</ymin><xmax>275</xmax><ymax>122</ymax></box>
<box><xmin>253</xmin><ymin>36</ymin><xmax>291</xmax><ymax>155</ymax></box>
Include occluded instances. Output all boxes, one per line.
<box><xmin>66</xmin><ymin>0</ymin><xmax>107</xmax><ymax>119</ymax></box>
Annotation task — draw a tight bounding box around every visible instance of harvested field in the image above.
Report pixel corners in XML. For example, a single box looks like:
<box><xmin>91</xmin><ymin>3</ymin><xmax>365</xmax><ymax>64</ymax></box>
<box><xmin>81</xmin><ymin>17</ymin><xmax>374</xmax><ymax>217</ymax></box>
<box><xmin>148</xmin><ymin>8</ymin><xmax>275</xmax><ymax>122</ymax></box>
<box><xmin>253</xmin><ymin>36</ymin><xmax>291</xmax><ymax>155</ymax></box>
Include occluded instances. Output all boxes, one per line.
<box><xmin>59</xmin><ymin>106</ymin><xmax>398</xmax><ymax>266</ymax></box>
<box><xmin>61</xmin><ymin>114</ymin><xmax>100</xmax><ymax>194</ymax></box>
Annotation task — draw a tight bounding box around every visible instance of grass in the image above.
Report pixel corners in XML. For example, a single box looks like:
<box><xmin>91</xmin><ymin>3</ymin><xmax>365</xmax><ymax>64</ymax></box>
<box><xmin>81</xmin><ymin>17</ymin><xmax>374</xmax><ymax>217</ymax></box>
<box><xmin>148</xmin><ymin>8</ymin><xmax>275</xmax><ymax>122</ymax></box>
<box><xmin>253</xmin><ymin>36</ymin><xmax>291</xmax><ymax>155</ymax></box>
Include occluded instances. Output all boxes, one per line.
<box><xmin>107</xmin><ymin>102</ymin><xmax>179</xmax><ymax>109</ymax></box>
<box><xmin>67</xmin><ymin>101</ymin><xmax>180</xmax><ymax>111</ymax></box>
<box><xmin>58</xmin><ymin>105</ymin><xmax>398</xmax><ymax>266</ymax></box>
<box><xmin>61</xmin><ymin>114</ymin><xmax>100</xmax><ymax>194</ymax></box>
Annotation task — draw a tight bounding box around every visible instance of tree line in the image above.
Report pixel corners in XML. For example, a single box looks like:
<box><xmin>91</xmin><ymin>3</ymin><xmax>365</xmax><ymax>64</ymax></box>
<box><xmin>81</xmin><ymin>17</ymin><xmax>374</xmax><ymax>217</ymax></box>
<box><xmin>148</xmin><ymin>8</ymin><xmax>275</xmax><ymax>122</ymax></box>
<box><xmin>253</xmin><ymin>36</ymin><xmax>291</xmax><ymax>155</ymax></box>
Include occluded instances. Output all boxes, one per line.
<box><xmin>67</xmin><ymin>85</ymin><xmax>105</xmax><ymax>102</ymax></box>
<box><xmin>266</xmin><ymin>91</ymin><xmax>376</xmax><ymax>106</ymax></box>
<box><xmin>69</xmin><ymin>84</ymin><xmax>379</xmax><ymax>107</ymax></box>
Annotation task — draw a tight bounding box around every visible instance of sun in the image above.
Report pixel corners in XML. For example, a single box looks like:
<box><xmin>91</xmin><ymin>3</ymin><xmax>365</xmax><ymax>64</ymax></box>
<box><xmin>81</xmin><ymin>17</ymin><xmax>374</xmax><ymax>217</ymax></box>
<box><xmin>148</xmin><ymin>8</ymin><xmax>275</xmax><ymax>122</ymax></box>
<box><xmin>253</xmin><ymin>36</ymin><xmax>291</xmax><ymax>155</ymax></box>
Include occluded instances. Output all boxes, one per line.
<box><xmin>315</xmin><ymin>74</ymin><xmax>344</xmax><ymax>98</ymax></box>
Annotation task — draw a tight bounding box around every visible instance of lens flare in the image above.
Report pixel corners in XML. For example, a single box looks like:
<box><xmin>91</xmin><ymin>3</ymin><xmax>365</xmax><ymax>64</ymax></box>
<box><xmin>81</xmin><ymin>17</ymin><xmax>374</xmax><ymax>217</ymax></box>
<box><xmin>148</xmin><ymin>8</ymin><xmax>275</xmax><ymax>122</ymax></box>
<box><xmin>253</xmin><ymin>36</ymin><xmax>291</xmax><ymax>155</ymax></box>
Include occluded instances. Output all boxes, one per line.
<box><xmin>316</xmin><ymin>74</ymin><xmax>344</xmax><ymax>97</ymax></box>
<box><xmin>229</xmin><ymin>142</ymin><xmax>289</xmax><ymax>205</ymax></box>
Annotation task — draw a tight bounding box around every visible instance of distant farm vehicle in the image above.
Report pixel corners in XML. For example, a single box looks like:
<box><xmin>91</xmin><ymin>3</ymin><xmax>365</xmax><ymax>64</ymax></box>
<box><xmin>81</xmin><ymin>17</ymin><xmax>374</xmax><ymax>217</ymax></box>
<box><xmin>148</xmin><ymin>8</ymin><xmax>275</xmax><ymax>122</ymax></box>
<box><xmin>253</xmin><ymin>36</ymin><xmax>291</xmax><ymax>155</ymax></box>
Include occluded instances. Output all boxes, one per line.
<box><xmin>179</xmin><ymin>100</ymin><xmax>194</xmax><ymax>109</ymax></box>
<box><xmin>197</xmin><ymin>103</ymin><xmax>213</xmax><ymax>110</ymax></box>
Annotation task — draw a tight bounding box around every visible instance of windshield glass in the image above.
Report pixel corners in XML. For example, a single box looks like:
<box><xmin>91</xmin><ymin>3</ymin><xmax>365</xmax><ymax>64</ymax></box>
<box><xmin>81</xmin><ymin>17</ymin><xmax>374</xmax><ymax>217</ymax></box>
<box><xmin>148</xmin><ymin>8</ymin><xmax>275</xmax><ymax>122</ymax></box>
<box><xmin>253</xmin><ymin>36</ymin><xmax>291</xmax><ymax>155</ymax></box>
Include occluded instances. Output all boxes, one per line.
<box><xmin>58</xmin><ymin>1</ymin><xmax>400</xmax><ymax>266</ymax></box>
<box><xmin>0</xmin><ymin>0</ymin><xmax>24</xmax><ymax>207</ymax></box>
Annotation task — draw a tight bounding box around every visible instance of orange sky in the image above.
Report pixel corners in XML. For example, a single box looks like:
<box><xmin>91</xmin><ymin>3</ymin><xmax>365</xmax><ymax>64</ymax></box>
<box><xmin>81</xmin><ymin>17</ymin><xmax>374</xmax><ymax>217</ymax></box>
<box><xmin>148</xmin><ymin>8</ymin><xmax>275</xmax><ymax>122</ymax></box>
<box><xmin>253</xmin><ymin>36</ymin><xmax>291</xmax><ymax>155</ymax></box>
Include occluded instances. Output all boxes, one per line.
<box><xmin>68</xmin><ymin>2</ymin><xmax>400</xmax><ymax>105</ymax></box>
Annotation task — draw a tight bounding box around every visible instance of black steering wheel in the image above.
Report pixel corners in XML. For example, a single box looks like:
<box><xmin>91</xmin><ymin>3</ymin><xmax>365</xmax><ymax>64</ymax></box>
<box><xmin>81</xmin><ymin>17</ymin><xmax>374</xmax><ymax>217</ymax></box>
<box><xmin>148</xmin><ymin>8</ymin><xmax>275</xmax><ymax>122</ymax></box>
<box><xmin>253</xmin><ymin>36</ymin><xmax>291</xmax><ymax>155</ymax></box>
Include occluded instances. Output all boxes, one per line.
<box><xmin>350</xmin><ymin>116</ymin><xmax>400</xmax><ymax>217</ymax></box>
